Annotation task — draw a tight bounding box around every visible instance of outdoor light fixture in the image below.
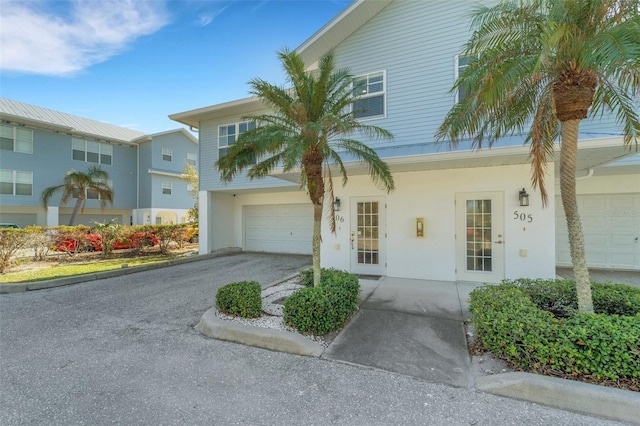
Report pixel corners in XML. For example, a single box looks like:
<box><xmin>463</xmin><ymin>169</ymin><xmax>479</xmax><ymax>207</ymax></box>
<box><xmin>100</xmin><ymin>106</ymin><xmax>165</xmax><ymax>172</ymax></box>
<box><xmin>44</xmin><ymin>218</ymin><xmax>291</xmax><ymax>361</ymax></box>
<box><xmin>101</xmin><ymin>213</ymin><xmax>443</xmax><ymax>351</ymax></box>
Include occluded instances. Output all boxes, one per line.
<box><xmin>334</xmin><ymin>197</ymin><xmax>341</xmax><ymax>211</ymax></box>
<box><xmin>519</xmin><ymin>188</ymin><xmax>530</xmax><ymax>207</ymax></box>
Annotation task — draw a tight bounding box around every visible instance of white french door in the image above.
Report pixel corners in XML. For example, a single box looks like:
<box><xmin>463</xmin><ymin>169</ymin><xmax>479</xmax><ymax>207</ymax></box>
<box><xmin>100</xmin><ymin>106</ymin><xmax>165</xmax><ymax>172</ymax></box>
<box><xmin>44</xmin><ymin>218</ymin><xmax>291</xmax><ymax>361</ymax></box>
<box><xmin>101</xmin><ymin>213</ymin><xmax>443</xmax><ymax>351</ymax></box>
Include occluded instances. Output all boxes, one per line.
<box><xmin>455</xmin><ymin>192</ymin><xmax>504</xmax><ymax>282</ymax></box>
<box><xmin>350</xmin><ymin>197</ymin><xmax>386</xmax><ymax>276</ymax></box>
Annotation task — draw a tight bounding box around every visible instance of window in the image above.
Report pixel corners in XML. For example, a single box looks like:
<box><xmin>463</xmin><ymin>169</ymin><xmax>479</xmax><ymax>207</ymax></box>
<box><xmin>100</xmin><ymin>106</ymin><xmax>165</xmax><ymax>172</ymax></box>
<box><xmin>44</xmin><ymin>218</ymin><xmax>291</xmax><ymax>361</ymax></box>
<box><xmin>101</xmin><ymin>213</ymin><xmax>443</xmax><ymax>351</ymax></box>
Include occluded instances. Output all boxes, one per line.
<box><xmin>218</xmin><ymin>121</ymin><xmax>256</xmax><ymax>161</ymax></box>
<box><xmin>0</xmin><ymin>169</ymin><xmax>33</xmax><ymax>196</ymax></box>
<box><xmin>162</xmin><ymin>181</ymin><xmax>172</xmax><ymax>195</ymax></box>
<box><xmin>187</xmin><ymin>152</ymin><xmax>197</xmax><ymax>166</ymax></box>
<box><xmin>72</xmin><ymin>137</ymin><xmax>112</xmax><ymax>165</ymax></box>
<box><xmin>456</xmin><ymin>55</ymin><xmax>474</xmax><ymax>103</ymax></box>
<box><xmin>73</xmin><ymin>180</ymin><xmax>111</xmax><ymax>200</ymax></box>
<box><xmin>0</xmin><ymin>124</ymin><xmax>33</xmax><ymax>154</ymax></box>
<box><xmin>352</xmin><ymin>71</ymin><xmax>385</xmax><ymax>119</ymax></box>
<box><xmin>162</xmin><ymin>147</ymin><xmax>173</xmax><ymax>162</ymax></box>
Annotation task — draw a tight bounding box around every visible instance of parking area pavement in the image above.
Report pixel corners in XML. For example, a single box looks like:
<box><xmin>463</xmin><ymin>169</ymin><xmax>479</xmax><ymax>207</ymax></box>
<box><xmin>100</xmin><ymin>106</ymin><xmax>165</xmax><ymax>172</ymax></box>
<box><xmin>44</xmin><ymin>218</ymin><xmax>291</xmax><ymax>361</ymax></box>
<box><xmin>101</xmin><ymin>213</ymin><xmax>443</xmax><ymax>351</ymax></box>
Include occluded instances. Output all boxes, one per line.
<box><xmin>0</xmin><ymin>253</ymin><xmax>625</xmax><ymax>425</ymax></box>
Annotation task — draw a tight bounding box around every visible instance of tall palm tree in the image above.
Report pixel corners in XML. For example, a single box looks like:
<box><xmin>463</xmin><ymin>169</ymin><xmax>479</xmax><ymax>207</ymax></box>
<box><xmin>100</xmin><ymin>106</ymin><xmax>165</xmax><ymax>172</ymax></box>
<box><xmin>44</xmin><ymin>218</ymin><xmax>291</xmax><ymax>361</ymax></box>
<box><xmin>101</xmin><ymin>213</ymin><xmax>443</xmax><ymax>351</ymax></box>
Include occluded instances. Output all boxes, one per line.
<box><xmin>217</xmin><ymin>49</ymin><xmax>395</xmax><ymax>287</ymax></box>
<box><xmin>436</xmin><ymin>0</ymin><xmax>640</xmax><ymax>312</ymax></box>
<box><xmin>41</xmin><ymin>166</ymin><xmax>114</xmax><ymax>226</ymax></box>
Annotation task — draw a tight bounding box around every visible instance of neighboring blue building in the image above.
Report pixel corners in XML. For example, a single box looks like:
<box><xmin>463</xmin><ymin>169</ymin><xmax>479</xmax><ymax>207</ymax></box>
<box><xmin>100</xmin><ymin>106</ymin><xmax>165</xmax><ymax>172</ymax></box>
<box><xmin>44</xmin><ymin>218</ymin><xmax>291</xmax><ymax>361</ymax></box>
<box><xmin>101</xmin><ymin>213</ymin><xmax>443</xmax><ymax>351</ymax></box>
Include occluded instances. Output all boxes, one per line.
<box><xmin>171</xmin><ymin>0</ymin><xmax>639</xmax><ymax>278</ymax></box>
<box><xmin>0</xmin><ymin>98</ymin><xmax>197</xmax><ymax>227</ymax></box>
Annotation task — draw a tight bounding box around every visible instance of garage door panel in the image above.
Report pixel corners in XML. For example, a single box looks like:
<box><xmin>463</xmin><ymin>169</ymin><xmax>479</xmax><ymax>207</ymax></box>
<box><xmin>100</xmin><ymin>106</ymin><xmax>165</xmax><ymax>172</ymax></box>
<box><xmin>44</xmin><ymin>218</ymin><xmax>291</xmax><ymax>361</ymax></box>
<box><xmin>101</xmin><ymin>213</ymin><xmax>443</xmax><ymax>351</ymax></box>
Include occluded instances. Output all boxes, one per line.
<box><xmin>244</xmin><ymin>204</ymin><xmax>313</xmax><ymax>255</ymax></box>
<box><xmin>556</xmin><ymin>194</ymin><xmax>640</xmax><ymax>270</ymax></box>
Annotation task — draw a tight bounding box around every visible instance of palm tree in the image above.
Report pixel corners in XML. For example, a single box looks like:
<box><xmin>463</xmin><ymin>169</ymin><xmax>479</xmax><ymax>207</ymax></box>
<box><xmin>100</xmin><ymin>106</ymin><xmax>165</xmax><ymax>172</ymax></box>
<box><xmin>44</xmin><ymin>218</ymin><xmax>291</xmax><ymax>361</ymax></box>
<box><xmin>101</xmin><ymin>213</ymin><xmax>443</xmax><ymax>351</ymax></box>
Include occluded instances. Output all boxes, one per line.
<box><xmin>217</xmin><ymin>49</ymin><xmax>395</xmax><ymax>287</ymax></box>
<box><xmin>41</xmin><ymin>166</ymin><xmax>114</xmax><ymax>226</ymax></box>
<box><xmin>436</xmin><ymin>0</ymin><xmax>640</xmax><ymax>312</ymax></box>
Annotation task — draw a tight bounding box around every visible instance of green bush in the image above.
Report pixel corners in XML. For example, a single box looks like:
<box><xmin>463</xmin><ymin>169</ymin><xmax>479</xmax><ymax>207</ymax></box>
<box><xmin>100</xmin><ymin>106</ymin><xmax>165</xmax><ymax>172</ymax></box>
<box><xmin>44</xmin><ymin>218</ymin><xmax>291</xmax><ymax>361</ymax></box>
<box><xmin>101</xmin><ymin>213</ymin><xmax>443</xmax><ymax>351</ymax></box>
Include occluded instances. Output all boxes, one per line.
<box><xmin>215</xmin><ymin>281</ymin><xmax>262</xmax><ymax>318</ymax></box>
<box><xmin>510</xmin><ymin>278</ymin><xmax>640</xmax><ymax>317</ymax></box>
<box><xmin>284</xmin><ymin>268</ymin><xmax>360</xmax><ymax>335</ymax></box>
<box><xmin>469</xmin><ymin>282</ymin><xmax>640</xmax><ymax>381</ymax></box>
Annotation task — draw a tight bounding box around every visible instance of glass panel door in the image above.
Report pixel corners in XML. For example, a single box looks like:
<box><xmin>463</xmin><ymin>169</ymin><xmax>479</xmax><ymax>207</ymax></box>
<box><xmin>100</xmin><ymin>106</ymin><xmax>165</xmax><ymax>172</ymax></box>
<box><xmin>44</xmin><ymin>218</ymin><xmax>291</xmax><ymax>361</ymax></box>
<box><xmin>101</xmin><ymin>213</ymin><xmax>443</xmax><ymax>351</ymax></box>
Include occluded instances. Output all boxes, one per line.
<box><xmin>456</xmin><ymin>192</ymin><xmax>504</xmax><ymax>282</ymax></box>
<box><xmin>351</xmin><ymin>197</ymin><xmax>386</xmax><ymax>275</ymax></box>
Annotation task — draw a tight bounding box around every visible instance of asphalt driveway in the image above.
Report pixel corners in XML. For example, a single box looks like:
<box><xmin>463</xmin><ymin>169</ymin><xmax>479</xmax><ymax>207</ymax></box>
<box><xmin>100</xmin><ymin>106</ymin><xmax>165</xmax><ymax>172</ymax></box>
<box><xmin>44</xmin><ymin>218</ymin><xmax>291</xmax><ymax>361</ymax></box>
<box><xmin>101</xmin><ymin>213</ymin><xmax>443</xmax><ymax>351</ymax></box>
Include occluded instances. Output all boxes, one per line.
<box><xmin>0</xmin><ymin>253</ymin><xmax>622</xmax><ymax>425</ymax></box>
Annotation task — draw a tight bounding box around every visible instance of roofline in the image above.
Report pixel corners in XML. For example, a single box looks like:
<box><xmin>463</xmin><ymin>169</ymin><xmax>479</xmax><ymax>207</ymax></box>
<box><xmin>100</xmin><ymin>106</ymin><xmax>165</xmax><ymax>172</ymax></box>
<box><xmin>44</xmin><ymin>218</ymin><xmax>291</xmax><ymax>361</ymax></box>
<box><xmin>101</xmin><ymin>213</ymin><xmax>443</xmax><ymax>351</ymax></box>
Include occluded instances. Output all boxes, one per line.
<box><xmin>146</xmin><ymin>128</ymin><xmax>198</xmax><ymax>144</ymax></box>
<box><xmin>1</xmin><ymin>112</ymin><xmax>140</xmax><ymax>146</ymax></box>
<box><xmin>168</xmin><ymin>97</ymin><xmax>262</xmax><ymax>129</ymax></box>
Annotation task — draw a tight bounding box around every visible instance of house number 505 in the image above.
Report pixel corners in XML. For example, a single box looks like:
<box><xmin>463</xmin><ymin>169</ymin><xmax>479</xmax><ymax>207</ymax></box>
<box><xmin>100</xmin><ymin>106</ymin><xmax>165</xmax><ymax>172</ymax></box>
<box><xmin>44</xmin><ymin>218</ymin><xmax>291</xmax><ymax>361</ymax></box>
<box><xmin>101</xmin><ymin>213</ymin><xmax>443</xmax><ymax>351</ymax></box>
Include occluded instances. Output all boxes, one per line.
<box><xmin>513</xmin><ymin>211</ymin><xmax>533</xmax><ymax>223</ymax></box>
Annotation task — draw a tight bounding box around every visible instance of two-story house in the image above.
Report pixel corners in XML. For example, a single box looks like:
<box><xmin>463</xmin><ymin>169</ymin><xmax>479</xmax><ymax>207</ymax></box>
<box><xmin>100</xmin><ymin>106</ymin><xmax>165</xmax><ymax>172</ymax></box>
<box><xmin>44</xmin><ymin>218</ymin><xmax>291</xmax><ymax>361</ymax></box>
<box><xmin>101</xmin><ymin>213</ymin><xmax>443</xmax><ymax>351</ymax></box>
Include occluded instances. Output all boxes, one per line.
<box><xmin>170</xmin><ymin>0</ymin><xmax>639</xmax><ymax>281</ymax></box>
<box><xmin>0</xmin><ymin>98</ymin><xmax>198</xmax><ymax>227</ymax></box>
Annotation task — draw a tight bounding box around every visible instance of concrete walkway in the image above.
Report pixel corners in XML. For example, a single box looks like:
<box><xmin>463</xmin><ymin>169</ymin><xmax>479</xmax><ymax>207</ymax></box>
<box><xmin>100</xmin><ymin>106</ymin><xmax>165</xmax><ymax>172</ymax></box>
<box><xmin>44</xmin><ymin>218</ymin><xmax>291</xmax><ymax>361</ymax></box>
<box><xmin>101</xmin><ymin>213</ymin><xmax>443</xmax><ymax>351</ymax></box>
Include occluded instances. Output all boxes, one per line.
<box><xmin>323</xmin><ymin>277</ymin><xmax>481</xmax><ymax>389</ymax></box>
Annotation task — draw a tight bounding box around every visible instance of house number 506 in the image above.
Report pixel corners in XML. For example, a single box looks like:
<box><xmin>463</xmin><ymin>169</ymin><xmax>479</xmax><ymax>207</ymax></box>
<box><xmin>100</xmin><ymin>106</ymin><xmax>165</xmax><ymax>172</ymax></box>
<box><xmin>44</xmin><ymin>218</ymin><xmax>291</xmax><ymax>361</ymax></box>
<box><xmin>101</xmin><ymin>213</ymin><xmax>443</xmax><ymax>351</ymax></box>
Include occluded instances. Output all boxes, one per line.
<box><xmin>513</xmin><ymin>211</ymin><xmax>533</xmax><ymax>223</ymax></box>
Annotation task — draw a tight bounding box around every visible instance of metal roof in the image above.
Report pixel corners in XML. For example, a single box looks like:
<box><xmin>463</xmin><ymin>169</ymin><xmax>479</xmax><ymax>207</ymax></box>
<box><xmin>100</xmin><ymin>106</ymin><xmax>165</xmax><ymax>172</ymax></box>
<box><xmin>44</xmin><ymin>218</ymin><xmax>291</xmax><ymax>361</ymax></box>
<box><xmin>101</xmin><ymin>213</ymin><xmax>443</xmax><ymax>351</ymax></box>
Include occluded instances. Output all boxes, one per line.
<box><xmin>0</xmin><ymin>98</ymin><xmax>147</xmax><ymax>144</ymax></box>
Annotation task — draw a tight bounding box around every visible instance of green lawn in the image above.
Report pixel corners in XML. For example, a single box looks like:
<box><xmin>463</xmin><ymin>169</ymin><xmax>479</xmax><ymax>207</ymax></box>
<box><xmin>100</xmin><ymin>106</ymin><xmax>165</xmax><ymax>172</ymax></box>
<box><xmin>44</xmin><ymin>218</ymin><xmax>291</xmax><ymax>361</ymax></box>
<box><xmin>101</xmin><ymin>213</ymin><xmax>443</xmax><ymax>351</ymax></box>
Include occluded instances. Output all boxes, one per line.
<box><xmin>0</xmin><ymin>255</ymin><xmax>181</xmax><ymax>283</ymax></box>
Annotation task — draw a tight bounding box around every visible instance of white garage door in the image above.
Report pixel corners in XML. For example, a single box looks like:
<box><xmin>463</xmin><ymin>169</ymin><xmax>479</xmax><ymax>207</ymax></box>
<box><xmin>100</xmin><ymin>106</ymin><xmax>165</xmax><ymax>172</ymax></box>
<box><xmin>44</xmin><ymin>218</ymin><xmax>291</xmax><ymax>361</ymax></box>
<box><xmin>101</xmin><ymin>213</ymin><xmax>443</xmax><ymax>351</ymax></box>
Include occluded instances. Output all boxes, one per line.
<box><xmin>244</xmin><ymin>204</ymin><xmax>313</xmax><ymax>254</ymax></box>
<box><xmin>556</xmin><ymin>194</ymin><xmax>640</xmax><ymax>270</ymax></box>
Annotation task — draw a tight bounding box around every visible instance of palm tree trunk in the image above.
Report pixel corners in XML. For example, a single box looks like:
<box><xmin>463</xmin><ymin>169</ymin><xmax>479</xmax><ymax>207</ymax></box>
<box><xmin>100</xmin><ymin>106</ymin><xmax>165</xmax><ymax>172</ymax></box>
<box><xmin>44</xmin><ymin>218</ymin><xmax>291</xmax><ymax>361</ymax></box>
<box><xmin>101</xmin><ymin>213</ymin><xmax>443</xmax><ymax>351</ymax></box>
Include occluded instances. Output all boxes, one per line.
<box><xmin>312</xmin><ymin>203</ymin><xmax>323</xmax><ymax>287</ymax></box>
<box><xmin>69</xmin><ymin>197</ymin><xmax>84</xmax><ymax>226</ymax></box>
<box><xmin>560</xmin><ymin>120</ymin><xmax>594</xmax><ymax>313</ymax></box>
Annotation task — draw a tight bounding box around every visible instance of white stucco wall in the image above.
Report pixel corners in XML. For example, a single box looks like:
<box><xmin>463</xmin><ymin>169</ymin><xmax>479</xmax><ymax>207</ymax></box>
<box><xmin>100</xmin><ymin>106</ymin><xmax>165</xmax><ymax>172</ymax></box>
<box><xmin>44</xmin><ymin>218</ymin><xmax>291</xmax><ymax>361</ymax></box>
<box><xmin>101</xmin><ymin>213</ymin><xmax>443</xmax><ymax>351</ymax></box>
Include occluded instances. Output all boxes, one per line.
<box><xmin>321</xmin><ymin>164</ymin><xmax>556</xmax><ymax>282</ymax></box>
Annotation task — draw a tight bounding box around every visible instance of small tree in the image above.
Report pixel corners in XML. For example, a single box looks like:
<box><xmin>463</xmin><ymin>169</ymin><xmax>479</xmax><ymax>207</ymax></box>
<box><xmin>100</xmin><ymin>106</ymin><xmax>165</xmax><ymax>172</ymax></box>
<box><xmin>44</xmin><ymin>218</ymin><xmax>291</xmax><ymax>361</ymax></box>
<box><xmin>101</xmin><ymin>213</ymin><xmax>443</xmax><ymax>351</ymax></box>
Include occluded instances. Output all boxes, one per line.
<box><xmin>41</xmin><ymin>166</ymin><xmax>114</xmax><ymax>226</ymax></box>
<box><xmin>181</xmin><ymin>163</ymin><xmax>199</xmax><ymax>223</ymax></box>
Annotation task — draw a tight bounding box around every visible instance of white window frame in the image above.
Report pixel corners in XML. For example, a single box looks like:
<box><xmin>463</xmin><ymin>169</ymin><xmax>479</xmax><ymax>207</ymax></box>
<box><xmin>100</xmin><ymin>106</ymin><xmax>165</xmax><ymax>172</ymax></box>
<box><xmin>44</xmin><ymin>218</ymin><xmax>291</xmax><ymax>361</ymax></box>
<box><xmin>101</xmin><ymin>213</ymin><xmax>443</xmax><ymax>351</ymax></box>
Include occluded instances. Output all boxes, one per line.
<box><xmin>455</xmin><ymin>55</ymin><xmax>474</xmax><ymax>104</ymax></box>
<box><xmin>0</xmin><ymin>169</ymin><xmax>33</xmax><ymax>196</ymax></box>
<box><xmin>186</xmin><ymin>183</ymin><xmax>197</xmax><ymax>198</ymax></box>
<box><xmin>74</xmin><ymin>180</ymin><xmax>112</xmax><ymax>200</ymax></box>
<box><xmin>162</xmin><ymin>181</ymin><xmax>172</xmax><ymax>195</ymax></box>
<box><xmin>162</xmin><ymin>147</ymin><xmax>173</xmax><ymax>162</ymax></box>
<box><xmin>351</xmin><ymin>70</ymin><xmax>386</xmax><ymax>120</ymax></box>
<box><xmin>187</xmin><ymin>152</ymin><xmax>197</xmax><ymax>166</ymax></box>
<box><xmin>218</xmin><ymin>121</ymin><xmax>256</xmax><ymax>163</ymax></box>
<box><xmin>0</xmin><ymin>124</ymin><xmax>33</xmax><ymax>154</ymax></box>
<box><xmin>72</xmin><ymin>137</ymin><xmax>113</xmax><ymax>165</ymax></box>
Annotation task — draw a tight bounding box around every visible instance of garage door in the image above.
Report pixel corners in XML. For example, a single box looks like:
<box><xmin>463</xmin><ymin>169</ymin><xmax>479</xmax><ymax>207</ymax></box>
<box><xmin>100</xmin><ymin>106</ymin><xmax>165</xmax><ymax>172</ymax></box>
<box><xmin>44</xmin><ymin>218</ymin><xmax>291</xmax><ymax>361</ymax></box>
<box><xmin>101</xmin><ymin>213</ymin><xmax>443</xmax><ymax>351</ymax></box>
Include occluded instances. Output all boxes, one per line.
<box><xmin>244</xmin><ymin>204</ymin><xmax>313</xmax><ymax>254</ymax></box>
<box><xmin>556</xmin><ymin>194</ymin><xmax>640</xmax><ymax>270</ymax></box>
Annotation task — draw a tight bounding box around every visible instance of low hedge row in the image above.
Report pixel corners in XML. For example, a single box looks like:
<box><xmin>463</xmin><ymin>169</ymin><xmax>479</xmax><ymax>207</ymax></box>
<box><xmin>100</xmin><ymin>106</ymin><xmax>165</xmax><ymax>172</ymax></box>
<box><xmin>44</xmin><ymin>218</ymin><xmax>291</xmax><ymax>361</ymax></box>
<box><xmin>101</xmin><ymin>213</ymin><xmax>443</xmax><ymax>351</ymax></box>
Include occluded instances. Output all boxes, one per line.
<box><xmin>511</xmin><ymin>278</ymin><xmax>640</xmax><ymax>317</ymax></box>
<box><xmin>215</xmin><ymin>281</ymin><xmax>262</xmax><ymax>318</ymax></box>
<box><xmin>283</xmin><ymin>268</ymin><xmax>360</xmax><ymax>335</ymax></box>
<box><xmin>469</xmin><ymin>280</ymin><xmax>640</xmax><ymax>381</ymax></box>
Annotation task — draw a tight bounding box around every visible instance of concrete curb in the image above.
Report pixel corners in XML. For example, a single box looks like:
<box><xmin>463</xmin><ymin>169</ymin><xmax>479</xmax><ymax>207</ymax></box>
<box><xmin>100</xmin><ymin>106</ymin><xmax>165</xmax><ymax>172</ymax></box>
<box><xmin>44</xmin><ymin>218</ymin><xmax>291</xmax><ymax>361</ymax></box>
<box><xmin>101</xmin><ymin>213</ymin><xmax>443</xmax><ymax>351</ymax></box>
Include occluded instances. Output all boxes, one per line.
<box><xmin>476</xmin><ymin>372</ymin><xmax>640</xmax><ymax>425</ymax></box>
<box><xmin>0</xmin><ymin>247</ymin><xmax>242</xmax><ymax>294</ymax></box>
<box><xmin>195</xmin><ymin>308</ymin><xmax>325</xmax><ymax>357</ymax></box>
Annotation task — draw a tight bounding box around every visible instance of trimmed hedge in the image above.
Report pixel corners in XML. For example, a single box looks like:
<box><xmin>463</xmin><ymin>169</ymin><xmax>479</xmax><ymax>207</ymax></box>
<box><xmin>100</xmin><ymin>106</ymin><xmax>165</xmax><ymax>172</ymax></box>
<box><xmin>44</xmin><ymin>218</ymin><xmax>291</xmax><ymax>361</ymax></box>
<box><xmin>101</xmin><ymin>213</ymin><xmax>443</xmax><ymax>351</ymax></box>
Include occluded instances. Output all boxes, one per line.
<box><xmin>511</xmin><ymin>278</ymin><xmax>640</xmax><ymax>317</ymax></box>
<box><xmin>469</xmin><ymin>280</ymin><xmax>640</xmax><ymax>381</ymax></box>
<box><xmin>215</xmin><ymin>281</ymin><xmax>262</xmax><ymax>318</ymax></box>
<box><xmin>284</xmin><ymin>268</ymin><xmax>360</xmax><ymax>335</ymax></box>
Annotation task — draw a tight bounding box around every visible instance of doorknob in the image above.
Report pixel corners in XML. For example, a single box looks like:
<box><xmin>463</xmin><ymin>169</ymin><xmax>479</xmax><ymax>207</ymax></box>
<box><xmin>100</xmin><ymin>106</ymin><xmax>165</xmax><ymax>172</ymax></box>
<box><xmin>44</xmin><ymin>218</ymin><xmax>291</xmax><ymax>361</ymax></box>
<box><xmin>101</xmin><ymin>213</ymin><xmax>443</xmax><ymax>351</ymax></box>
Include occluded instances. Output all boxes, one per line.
<box><xmin>494</xmin><ymin>240</ymin><xmax>503</xmax><ymax>244</ymax></box>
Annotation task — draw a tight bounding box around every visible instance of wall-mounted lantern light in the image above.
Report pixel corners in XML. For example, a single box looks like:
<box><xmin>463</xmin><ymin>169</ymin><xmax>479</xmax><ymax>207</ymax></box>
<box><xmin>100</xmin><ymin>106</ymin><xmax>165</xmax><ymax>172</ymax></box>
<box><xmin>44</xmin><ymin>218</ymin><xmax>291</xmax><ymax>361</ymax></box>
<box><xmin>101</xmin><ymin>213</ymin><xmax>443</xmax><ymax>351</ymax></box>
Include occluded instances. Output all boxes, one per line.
<box><xmin>519</xmin><ymin>188</ymin><xmax>530</xmax><ymax>207</ymax></box>
<box><xmin>334</xmin><ymin>197</ymin><xmax>341</xmax><ymax>212</ymax></box>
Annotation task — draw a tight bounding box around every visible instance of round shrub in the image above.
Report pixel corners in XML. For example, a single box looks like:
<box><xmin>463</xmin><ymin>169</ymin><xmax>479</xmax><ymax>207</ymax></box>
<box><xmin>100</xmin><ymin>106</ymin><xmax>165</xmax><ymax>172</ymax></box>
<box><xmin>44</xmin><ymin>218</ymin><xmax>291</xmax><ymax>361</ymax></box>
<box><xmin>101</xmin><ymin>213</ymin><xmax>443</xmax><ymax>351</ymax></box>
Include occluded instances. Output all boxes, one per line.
<box><xmin>215</xmin><ymin>281</ymin><xmax>262</xmax><ymax>318</ymax></box>
<box><xmin>284</xmin><ymin>269</ymin><xmax>360</xmax><ymax>335</ymax></box>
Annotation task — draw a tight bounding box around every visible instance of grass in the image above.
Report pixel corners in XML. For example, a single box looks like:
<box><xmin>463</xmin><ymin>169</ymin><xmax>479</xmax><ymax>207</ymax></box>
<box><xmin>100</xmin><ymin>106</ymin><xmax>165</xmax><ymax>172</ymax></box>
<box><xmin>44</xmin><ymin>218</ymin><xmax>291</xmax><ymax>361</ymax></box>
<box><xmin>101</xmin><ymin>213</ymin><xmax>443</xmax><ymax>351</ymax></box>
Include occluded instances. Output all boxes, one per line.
<box><xmin>0</xmin><ymin>254</ymin><xmax>183</xmax><ymax>283</ymax></box>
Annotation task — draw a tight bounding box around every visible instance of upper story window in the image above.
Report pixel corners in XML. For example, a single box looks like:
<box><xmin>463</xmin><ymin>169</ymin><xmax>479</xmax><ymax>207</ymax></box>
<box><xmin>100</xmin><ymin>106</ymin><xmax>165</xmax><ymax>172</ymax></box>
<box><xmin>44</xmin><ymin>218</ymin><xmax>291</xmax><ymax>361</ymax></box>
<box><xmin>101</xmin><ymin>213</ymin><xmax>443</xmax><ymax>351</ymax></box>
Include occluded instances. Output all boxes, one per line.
<box><xmin>352</xmin><ymin>71</ymin><xmax>385</xmax><ymax>119</ymax></box>
<box><xmin>162</xmin><ymin>181</ymin><xmax>172</xmax><ymax>195</ymax></box>
<box><xmin>456</xmin><ymin>55</ymin><xmax>474</xmax><ymax>103</ymax></box>
<box><xmin>72</xmin><ymin>180</ymin><xmax>112</xmax><ymax>200</ymax></box>
<box><xmin>0</xmin><ymin>124</ymin><xmax>33</xmax><ymax>154</ymax></box>
<box><xmin>72</xmin><ymin>137</ymin><xmax>112</xmax><ymax>165</ymax></box>
<box><xmin>162</xmin><ymin>147</ymin><xmax>173</xmax><ymax>162</ymax></box>
<box><xmin>187</xmin><ymin>152</ymin><xmax>197</xmax><ymax>167</ymax></box>
<box><xmin>0</xmin><ymin>169</ymin><xmax>33</xmax><ymax>196</ymax></box>
<box><xmin>218</xmin><ymin>121</ymin><xmax>256</xmax><ymax>162</ymax></box>
<box><xmin>187</xmin><ymin>183</ymin><xmax>197</xmax><ymax>198</ymax></box>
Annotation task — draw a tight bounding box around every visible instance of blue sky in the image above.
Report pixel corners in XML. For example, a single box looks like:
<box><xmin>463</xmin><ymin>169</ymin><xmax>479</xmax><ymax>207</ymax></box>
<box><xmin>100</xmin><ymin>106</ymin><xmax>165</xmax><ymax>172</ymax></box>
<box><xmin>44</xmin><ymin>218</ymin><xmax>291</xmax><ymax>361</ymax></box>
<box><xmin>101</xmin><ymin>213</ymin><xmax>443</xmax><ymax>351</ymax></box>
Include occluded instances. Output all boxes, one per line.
<box><xmin>0</xmin><ymin>0</ymin><xmax>351</xmax><ymax>134</ymax></box>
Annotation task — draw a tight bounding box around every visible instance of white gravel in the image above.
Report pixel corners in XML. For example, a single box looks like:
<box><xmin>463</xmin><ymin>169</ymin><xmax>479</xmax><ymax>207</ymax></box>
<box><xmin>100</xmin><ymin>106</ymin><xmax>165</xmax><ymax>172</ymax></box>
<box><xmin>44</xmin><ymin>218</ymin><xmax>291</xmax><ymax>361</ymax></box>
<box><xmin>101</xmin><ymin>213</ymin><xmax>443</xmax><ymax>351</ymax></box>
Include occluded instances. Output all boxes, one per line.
<box><xmin>215</xmin><ymin>277</ymin><xmax>330</xmax><ymax>347</ymax></box>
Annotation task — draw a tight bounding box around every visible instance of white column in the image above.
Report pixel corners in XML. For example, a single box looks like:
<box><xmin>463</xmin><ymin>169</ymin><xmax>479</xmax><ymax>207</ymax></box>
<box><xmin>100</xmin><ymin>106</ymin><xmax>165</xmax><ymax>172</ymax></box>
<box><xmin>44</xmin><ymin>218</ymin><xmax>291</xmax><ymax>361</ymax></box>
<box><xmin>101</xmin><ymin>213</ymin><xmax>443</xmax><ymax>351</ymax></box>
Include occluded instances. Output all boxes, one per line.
<box><xmin>46</xmin><ymin>207</ymin><xmax>59</xmax><ymax>227</ymax></box>
<box><xmin>198</xmin><ymin>190</ymin><xmax>209</xmax><ymax>255</ymax></box>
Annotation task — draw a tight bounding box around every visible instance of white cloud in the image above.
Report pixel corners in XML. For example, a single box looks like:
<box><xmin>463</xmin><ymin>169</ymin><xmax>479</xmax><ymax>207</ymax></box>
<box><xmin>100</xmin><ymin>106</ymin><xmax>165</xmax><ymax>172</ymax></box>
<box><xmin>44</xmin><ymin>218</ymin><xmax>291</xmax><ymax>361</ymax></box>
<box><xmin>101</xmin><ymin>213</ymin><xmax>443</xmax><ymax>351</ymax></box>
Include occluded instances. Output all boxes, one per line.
<box><xmin>0</xmin><ymin>0</ymin><xmax>169</xmax><ymax>76</ymax></box>
<box><xmin>196</xmin><ymin>5</ymin><xmax>228</xmax><ymax>28</ymax></box>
